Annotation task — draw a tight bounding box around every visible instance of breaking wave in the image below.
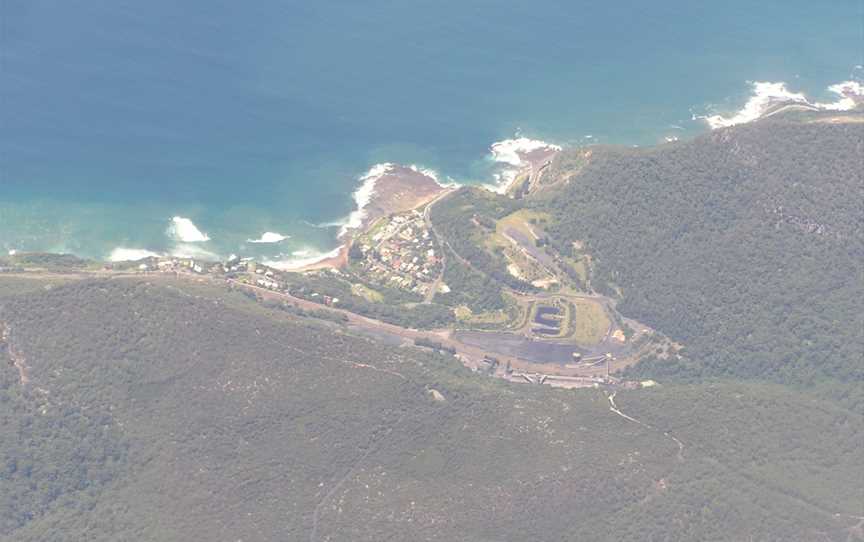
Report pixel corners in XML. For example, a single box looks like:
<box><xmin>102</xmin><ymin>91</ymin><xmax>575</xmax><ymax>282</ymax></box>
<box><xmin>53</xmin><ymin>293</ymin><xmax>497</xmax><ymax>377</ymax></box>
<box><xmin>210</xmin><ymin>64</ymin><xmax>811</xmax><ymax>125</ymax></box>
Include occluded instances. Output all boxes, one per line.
<box><xmin>169</xmin><ymin>243</ymin><xmax>220</xmax><ymax>261</ymax></box>
<box><xmin>696</xmin><ymin>80</ymin><xmax>864</xmax><ymax>129</ymax></box>
<box><xmin>486</xmin><ymin>137</ymin><xmax>561</xmax><ymax>193</ymax></box>
<box><xmin>264</xmin><ymin>246</ymin><xmax>343</xmax><ymax>271</ymax></box>
<box><xmin>167</xmin><ymin>216</ymin><xmax>210</xmax><ymax>242</ymax></box>
<box><xmin>338</xmin><ymin>163</ymin><xmax>394</xmax><ymax>237</ymax></box>
<box><xmin>108</xmin><ymin>247</ymin><xmax>162</xmax><ymax>262</ymax></box>
<box><xmin>490</xmin><ymin>137</ymin><xmax>561</xmax><ymax>167</ymax></box>
<box><xmin>247</xmin><ymin>232</ymin><xmax>290</xmax><ymax>244</ymax></box>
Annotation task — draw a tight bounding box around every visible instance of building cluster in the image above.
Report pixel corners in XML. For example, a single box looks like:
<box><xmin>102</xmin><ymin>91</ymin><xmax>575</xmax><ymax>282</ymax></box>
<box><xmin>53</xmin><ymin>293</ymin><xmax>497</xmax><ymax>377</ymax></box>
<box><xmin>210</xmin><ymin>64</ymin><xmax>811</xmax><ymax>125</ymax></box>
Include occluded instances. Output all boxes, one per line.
<box><xmin>135</xmin><ymin>257</ymin><xmax>208</xmax><ymax>274</ymax></box>
<box><xmin>133</xmin><ymin>253</ymin><xmax>349</xmax><ymax>311</ymax></box>
<box><xmin>222</xmin><ymin>256</ymin><xmax>287</xmax><ymax>291</ymax></box>
<box><xmin>352</xmin><ymin>211</ymin><xmax>442</xmax><ymax>295</ymax></box>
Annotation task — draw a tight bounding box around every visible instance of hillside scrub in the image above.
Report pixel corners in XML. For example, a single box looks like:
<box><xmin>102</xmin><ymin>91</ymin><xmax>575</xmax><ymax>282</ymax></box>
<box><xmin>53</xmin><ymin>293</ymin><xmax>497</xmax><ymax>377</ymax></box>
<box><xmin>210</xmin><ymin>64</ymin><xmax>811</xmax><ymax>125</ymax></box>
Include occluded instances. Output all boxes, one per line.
<box><xmin>535</xmin><ymin>117</ymin><xmax>864</xmax><ymax>391</ymax></box>
<box><xmin>0</xmin><ymin>277</ymin><xmax>861</xmax><ymax>541</ymax></box>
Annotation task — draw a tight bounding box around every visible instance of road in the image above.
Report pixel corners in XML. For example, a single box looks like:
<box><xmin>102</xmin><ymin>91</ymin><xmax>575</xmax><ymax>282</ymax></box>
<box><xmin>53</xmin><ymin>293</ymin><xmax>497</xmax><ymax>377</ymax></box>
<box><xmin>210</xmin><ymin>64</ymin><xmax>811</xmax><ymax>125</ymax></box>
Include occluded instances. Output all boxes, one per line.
<box><xmin>2</xmin><ymin>229</ymin><xmax>646</xmax><ymax>386</ymax></box>
<box><xmin>421</xmin><ymin>188</ymin><xmax>458</xmax><ymax>303</ymax></box>
<box><xmin>224</xmin><ymin>274</ymin><xmax>641</xmax><ymax>381</ymax></box>
<box><xmin>607</xmin><ymin>391</ymin><xmax>684</xmax><ymax>460</ymax></box>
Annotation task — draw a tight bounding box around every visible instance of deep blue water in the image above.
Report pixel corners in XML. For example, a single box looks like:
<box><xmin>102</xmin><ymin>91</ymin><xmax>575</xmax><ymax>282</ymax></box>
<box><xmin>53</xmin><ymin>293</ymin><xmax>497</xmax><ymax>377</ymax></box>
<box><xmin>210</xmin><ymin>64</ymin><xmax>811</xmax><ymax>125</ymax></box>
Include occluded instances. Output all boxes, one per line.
<box><xmin>1</xmin><ymin>0</ymin><xmax>862</xmax><ymax>262</ymax></box>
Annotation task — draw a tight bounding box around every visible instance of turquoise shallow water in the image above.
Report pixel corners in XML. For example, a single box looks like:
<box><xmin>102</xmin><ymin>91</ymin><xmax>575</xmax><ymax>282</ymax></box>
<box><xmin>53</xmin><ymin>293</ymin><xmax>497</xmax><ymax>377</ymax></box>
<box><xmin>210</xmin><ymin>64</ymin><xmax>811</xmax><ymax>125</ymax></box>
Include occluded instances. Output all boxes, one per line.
<box><xmin>1</xmin><ymin>0</ymin><xmax>862</xmax><ymax>263</ymax></box>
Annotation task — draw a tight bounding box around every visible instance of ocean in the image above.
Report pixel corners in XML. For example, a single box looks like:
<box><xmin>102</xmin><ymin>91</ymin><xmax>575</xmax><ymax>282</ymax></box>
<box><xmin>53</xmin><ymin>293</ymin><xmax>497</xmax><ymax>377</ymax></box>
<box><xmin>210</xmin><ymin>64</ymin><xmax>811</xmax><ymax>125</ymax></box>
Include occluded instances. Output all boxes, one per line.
<box><xmin>2</xmin><ymin>0</ymin><xmax>862</xmax><ymax>266</ymax></box>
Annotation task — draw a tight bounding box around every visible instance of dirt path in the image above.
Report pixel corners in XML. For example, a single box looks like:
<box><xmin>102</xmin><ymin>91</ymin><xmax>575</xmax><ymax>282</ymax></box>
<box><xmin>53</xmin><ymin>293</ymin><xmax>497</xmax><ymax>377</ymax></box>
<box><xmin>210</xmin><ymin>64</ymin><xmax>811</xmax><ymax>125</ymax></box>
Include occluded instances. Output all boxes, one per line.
<box><xmin>607</xmin><ymin>391</ymin><xmax>684</xmax><ymax>460</ymax></box>
<box><xmin>309</xmin><ymin>411</ymin><xmax>409</xmax><ymax>542</ymax></box>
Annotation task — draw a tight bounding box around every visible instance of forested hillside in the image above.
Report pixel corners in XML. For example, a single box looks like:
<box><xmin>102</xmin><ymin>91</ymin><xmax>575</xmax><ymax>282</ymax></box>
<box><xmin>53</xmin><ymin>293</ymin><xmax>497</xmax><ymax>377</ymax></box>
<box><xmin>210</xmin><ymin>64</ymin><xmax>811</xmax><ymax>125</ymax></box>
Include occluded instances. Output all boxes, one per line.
<box><xmin>2</xmin><ymin>277</ymin><xmax>861</xmax><ymax>541</ymax></box>
<box><xmin>536</xmin><ymin>115</ymin><xmax>863</xmax><ymax>396</ymax></box>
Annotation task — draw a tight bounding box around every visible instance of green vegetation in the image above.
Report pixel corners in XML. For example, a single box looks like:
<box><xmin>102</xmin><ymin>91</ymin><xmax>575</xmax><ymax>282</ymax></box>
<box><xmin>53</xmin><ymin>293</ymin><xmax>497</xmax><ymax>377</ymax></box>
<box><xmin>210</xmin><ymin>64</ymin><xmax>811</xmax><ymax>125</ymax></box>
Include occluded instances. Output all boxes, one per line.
<box><xmin>430</xmin><ymin>188</ymin><xmax>536</xmax><ymax>294</ymax></box>
<box><xmin>495</xmin><ymin>209</ymin><xmax>550</xmax><ymax>239</ymax></box>
<box><xmin>0</xmin><ymin>253</ymin><xmax>94</xmax><ymax>271</ymax></box>
<box><xmin>0</xmin><ymin>276</ymin><xmax>68</xmax><ymax>298</ymax></box>
<box><xmin>1</xmin><ymin>277</ymin><xmax>861</xmax><ymax>541</ymax></box>
<box><xmin>436</xmin><ymin>255</ymin><xmax>507</xmax><ymax>313</ymax></box>
<box><xmin>534</xmin><ymin>117</ymin><xmax>864</xmax><ymax>401</ymax></box>
<box><xmin>2</xmin><ymin>114</ymin><xmax>862</xmax><ymax>541</ymax></box>
<box><xmin>350</xmin><ymin>283</ymin><xmax>384</xmax><ymax>303</ymax></box>
<box><xmin>454</xmin><ymin>304</ymin><xmax>511</xmax><ymax>326</ymax></box>
<box><xmin>285</xmin><ymin>271</ymin><xmax>454</xmax><ymax>329</ymax></box>
<box><xmin>568</xmin><ymin>298</ymin><xmax>611</xmax><ymax>345</ymax></box>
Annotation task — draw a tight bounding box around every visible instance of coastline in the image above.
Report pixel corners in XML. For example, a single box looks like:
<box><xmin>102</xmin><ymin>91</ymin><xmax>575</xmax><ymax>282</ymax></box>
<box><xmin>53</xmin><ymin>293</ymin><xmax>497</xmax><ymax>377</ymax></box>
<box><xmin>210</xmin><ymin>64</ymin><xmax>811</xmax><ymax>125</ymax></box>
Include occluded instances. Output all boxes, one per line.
<box><xmin>279</xmin><ymin>139</ymin><xmax>563</xmax><ymax>272</ymax></box>
<box><xmin>5</xmin><ymin>77</ymin><xmax>861</xmax><ymax>268</ymax></box>
<box><xmin>296</xmin><ymin>80</ymin><xmax>864</xmax><ymax>274</ymax></box>
<box><xmin>277</xmin><ymin>164</ymin><xmax>452</xmax><ymax>272</ymax></box>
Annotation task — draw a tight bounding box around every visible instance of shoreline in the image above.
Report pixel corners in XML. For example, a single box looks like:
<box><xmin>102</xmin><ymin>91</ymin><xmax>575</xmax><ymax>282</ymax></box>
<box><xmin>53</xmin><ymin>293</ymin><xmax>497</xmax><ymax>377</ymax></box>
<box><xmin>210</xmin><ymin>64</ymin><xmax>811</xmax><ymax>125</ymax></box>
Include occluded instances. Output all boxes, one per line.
<box><xmin>283</xmin><ymin>140</ymin><xmax>562</xmax><ymax>273</ymax></box>
<box><xmin>278</xmin><ymin>164</ymin><xmax>452</xmax><ymax>272</ymax></box>
<box><xmin>6</xmin><ymin>80</ymin><xmax>861</xmax><ymax>267</ymax></box>
<box><xmin>288</xmin><ymin>183</ymin><xmax>460</xmax><ymax>273</ymax></box>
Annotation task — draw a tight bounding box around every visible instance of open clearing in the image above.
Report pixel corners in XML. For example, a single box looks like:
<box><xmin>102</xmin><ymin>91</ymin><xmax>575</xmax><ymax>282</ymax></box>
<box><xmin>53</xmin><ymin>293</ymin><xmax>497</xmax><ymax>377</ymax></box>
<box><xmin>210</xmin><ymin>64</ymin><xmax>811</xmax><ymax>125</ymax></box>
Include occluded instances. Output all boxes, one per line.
<box><xmin>351</xmin><ymin>283</ymin><xmax>383</xmax><ymax>303</ymax></box>
<box><xmin>570</xmin><ymin>298</ymin><xmax>611</xmax><ymax>345</ymax></box>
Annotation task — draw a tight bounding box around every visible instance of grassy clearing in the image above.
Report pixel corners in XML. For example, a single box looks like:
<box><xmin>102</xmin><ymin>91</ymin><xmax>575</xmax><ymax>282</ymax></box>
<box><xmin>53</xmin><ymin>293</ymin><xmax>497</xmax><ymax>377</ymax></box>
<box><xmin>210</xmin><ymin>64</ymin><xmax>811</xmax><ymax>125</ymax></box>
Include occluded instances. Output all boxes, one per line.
<box><xmin>484</xmin><ymin>210</ymin><xmax>557</xmax><ymax>284</ymax></box>
<box><xmin>495</xmin><ymin>209</ymin><xmax>550</xmax><ymax>239</ymax></box>
<box><xmin>505</xmin><ymin>247</ymin><xmax>554</xmax><ymax>283</ymax></box>
<box><xmin>570</xmin><ymin>298</ymin><xmax>610</xmax><ymax>345</ymax></box>
<box><xmin>355</xmin><ymin>216</ymin><xmax>388</xmax><ymax>245</ymax></box>
<box><xmin>351</xmin><ymin>283</ymin><xmax>384</xmax><ymax>303</ymax></box>
<box><xmin>564</xmin><ymin>257</ymin><xmax>589</xmax><ymax>283</ymax></box>
<box><xmin>454</xmin><ymin>305</ymin><xmax>510</xmax><ymax>325</ymax></box>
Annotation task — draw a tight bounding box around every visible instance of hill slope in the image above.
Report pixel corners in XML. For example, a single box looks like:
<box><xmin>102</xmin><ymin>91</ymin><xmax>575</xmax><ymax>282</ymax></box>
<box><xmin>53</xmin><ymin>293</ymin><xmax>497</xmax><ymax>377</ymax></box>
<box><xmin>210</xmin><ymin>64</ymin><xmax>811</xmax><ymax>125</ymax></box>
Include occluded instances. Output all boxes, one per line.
<box><xmin>536</xmin><ymin>115</ymin><xmax>863</xmax><ymax>391</ymax></box>
<box><xmin>1</xmin><ymin>276</ymin><xmax>862</xmax><ymax>541</ymax></box>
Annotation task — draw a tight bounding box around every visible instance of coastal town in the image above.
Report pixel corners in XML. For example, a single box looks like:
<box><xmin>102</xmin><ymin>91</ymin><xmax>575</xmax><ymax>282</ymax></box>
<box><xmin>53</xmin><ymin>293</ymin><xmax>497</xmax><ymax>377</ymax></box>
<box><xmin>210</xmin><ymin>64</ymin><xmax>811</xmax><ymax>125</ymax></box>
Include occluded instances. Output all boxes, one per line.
<box><xmin>348</xmin><ymin>210</ymin><xmax>445</xmax><ymax>298</ymax></box>
<box><xmin>1</xmin><ymin>139</ymin><xmax>668</xmax><ymax>391</ymax></box>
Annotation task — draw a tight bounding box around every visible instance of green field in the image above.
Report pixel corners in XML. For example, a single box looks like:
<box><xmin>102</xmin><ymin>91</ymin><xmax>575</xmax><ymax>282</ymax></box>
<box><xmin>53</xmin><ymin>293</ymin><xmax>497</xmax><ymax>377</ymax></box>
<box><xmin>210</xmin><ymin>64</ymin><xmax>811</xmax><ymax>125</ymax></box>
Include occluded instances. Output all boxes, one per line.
<box><xmin>569</xmin><ymin>298</ymin><xmax>611</xmax><ymax>345</ymax></box>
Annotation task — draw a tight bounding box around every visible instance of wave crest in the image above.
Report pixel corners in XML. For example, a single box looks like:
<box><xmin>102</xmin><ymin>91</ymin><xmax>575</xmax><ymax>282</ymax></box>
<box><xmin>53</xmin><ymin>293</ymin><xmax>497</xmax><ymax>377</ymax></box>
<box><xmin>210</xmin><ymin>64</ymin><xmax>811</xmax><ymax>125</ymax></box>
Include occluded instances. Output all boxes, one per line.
<box><xmin>696</xmin><ymin>80</ymin><xmax>864</xmax><ymax>129</ymax></box>
<box><xmin>167</xmin><ymin>216</ymin><xmax>210</xmax><ymax>243</ymax></box>
<box><xmin>490</xmin><ymin>137</ymin><xmax>562</xmax><ymax>168</ymax></box>
<box><xmin>337</xmin><ymin>163</ymin><xmax>395</xmax><ymax>237</ymax></box>
<box><xmin>264</xmin><ymin>246</ymin><xmax>343</xmax><ymax>270</ymax></box>
<box><xmin>247</xmin><ymin>232</ymin><xmax>289</xmax><ymax>244</ymax></box>
<box><xmin>108</xmin><ymin>247</ymin><xmax>162</xmax><ymax>262</ymax></box>
<box><xmin>486</xmin><ymin>137</ymin><xmax>561</xmax><ymax>193</ymax></box>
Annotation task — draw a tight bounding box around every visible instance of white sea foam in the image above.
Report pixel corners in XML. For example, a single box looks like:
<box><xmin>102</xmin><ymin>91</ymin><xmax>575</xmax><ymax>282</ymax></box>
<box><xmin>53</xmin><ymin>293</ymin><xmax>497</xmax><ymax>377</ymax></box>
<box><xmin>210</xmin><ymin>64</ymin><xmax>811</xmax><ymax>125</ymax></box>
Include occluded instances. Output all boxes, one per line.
<box><xmin>490</xmin><ymin>137</ymin><xmax>562</xmax><ymax>168</ymax></box>
<box><xmin>697</xmin><ymin>80</ymin><xmax>864</xmax><ymax>129</ymax></box>
<box><xmin>697</xmin><ymin>82</ymin><xmax>809</xmax><ymax>129</ymax></box>
<box><xmin>483</xmin><ymin>171</ymin><xmax>519</xmax><ymax>195</ymax></box>
<box><xmin>8</xmin><ymin>249</ymin><xmax>18</xmax><ymax>256</ymax></box>
<box><xmin>169</xmin><ymin>243</ymin><xmax>219</xmax><ymax>260</ymax></box>
<box><xmin>408</xmin><ymin>163</ymin><xmax>459</xmax><ymax>188</ymax></box>
<box><xmin>264</xmin><ymin>246</ymin><xmax>343</xmax><ymax>270</ymax></box>
<box><xmin>814</xmin><ymin>80</ymin><xmax>864</xmax><ymax>111</ymax></box>
<box><xmin>338</xmin><ymin>163</ymin><xmax>394</xmax><ymax>237</ymax></box>
<box><xmin>247</xmin><ymin>231</ymin><xmax>289</xmax><ymax>244</ymax></box>
<box><xmin>108</xmin><ymin>247</ymin><xmax>162</xmax><ymax>262</ymax></box>
<box><xmin>310</xmin><ymin>219</ymin><xmax>347</xmax><ymax>228</ymax></box>
<box><xmin>486</xmin><ymin>137</ymin><xmax>561</xmax><ymax>193</ymax></box>
<box><xmin>166</xmin><ymin>216</ymin><xmax>210</xmax><ymax>243</ymax></box>
<box><xmin>315</xmin><ymin>162</ymin><xmax>449</xmax><ymax>235</ymax></box>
